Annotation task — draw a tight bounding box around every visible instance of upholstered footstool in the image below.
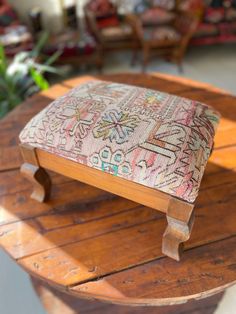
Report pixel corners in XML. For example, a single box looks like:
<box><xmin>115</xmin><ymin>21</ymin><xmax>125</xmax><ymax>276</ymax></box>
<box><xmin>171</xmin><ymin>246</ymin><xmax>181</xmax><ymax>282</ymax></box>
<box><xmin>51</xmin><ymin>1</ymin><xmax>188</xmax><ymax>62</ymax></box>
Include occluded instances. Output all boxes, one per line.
<box><xmin>19</xmin><ymin>80</ymin><xmax>220</xmax><ymax>261</ymax></box>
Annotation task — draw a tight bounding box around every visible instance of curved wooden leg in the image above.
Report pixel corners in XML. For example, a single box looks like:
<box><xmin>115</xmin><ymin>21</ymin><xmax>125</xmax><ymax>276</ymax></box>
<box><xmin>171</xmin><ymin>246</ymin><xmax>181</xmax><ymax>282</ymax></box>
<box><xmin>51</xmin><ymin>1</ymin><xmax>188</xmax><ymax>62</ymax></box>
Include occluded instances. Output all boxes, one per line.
<box><xmin>162</xmin><ymin>198</ymin><xmax>195</xmax><ymax>261</ymax></box>
<box><xmin>21</xmin><ymin>163</ymin><xmax>51</xmax><ymax>202</ymax></box>
<box><xmin>19</xmin><ymin>143</ymin><xmax>51</xmax><ymax>203</ymax></box>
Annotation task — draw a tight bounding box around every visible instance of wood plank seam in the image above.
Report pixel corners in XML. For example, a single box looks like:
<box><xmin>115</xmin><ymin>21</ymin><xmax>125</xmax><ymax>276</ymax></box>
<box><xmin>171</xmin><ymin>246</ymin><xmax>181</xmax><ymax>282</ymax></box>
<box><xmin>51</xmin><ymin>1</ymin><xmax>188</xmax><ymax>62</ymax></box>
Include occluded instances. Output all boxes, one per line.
<box><xmin>67</xmin><ymin>235</ymin><xmax>236</xmax><ymax>288</ymax></box>
<box><xmin>66</xmin><ymin>234</ymin><xmax>236</xmax><ymax>289</ymax></box>
<box><xmin>15</xmin><ymin>215</ymin><xmax>164</xmax><ymax>262</ymax></box>
<box><xmin>0</xmin><ymin>199</ymin><xmax>140</xmax><ymax>228</ymax></box>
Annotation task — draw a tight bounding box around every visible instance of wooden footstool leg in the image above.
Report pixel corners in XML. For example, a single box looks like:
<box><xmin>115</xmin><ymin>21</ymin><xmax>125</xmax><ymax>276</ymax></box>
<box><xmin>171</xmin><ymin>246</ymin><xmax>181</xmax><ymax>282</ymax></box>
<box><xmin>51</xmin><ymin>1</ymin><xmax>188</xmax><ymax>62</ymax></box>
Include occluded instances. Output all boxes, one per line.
<box><xmin>162</xmin><ymin>198</ymin><xmax>195</xmax><ymax>261</ymax></box>
<box><xmin>20</xmin><ymin>144</ymin><xmax>51</xmax><ymax>202</ymax></box>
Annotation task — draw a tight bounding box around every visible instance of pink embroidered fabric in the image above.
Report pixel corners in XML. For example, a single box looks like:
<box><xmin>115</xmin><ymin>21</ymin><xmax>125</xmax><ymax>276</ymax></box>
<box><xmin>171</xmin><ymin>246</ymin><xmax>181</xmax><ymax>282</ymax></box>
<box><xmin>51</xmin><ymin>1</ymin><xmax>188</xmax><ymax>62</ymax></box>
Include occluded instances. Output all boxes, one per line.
<box><xmin>19</xmin><ymin>80</ymin><xmax>220</xmax><ymax>203</ymax></box>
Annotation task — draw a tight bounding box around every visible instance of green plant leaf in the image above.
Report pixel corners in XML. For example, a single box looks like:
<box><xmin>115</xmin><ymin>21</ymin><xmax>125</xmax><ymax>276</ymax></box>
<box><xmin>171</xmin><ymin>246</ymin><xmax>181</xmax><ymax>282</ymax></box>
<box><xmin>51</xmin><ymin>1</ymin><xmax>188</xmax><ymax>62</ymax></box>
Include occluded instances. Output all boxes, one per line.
<box><xmin>31</xmin><ymin>32</ymin><xmax>49</xmax><ymax>58</ymax></box>
<box><xmin>0</xmin><ymin>100</ymin><xmax>10</xmax><ymax>118</ymax></box>
<box><xmin>8</xmin><ymin>93</ymin><xmax>22</xmax><ymax>109</ymax></box>
<box><xmin>0</xmin><ymin>76</ymin><xmax>9</xmax><ymax>91</ymax></box>
<box><xmin>30</xmin><ymin>68</ymin><xmax>49</xmax><ymax>90</ymax></box>
<box><xmin>17</xmin><ymin>76</ymin><xmax>35</xmax><ymax>97</ymax></box>
<box><xmin>45</xmin><ymin>49</ymin><xmax>62</xmax><ymax>66</ymax></box>
<box><xmin>0</xmin><ymin>33</ymin><xmax>61</xmax><ymax>119</ymax></box>
<box><xmin>13</xmin><ymin>51</ymin><xmax>30</xmax><ymax>63</ymax></box>
<box><xmin>24</xmin><ymin>85</ymin><xmax>39</xmax><ymax>97</ymax></box>
<box><xmin>0</xmin><ymin>44</ymin><xmax>7</xmax><ymax>76</ymax></box>
<box><xmin>34</xmin><ymin>63</ymin><xmax>61</xmax><ymax>74</ymax></box>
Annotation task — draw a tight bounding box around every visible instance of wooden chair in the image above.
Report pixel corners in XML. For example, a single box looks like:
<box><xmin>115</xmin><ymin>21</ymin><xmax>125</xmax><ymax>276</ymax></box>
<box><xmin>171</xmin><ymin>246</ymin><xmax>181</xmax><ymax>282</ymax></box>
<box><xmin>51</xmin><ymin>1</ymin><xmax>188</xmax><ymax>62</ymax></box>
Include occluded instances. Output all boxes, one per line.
<box><xmin>128</xmin><ymin>12</ymin><xmax>199</xmax><ymax>72</ymax></box>
<box><xmin>84</xmin><ymin>0</ymin><xmax>137</xmax><ymax>53</ymax></box>
<box><xmin>0</xmin><ymin>1</ymin><xmax>33</xmax><ymax>57</ymax></box>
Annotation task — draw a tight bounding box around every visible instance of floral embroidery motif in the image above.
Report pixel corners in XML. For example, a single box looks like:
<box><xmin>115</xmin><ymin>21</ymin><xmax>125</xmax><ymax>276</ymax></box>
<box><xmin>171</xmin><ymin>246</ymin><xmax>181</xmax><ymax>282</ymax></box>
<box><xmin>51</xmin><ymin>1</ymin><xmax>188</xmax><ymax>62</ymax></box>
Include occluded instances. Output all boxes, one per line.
<box><xmin>93</xmin><ymin>109</ymin><xmax>140</xmax><ymax>144</ymax></box>
<box><xmin>50</xmin><ymin>101</ymin><xmax>98</xmax><ymax>140</ymax></box>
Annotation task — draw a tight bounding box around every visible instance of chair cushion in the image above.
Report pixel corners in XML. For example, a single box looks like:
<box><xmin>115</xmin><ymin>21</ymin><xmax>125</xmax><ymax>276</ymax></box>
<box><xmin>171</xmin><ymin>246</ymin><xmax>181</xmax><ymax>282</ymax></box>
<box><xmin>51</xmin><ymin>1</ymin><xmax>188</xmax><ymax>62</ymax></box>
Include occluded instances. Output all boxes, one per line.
<box><xmin>101</xmin><ymin>23</ymin><xmax>132</xmax><ymax>41</ymax></box>
<box><xmin>225</xmin><ymin>7</ymin><xmax>236</xmax><ymax>22</ymax></box>
<box><xmin>44</xmin><ymin>32</ymin><xmax>97</xmax><ymax>57</ymax></box>
<box><xmin>0</xmin><ymin>3</ymin><xmax>18</xmax><ymax>27</ymax></box>
<box><xmin>140</xmin><ymin>8</ymin><xmax>176</xmax><ymax>26</ymax></box>
<box><xmin>0</xmin><ymin>25</ymin><xmax>32</xmax><ymax>47</ymax></box>
<box><xmin>204</xmin><ymin>7</ymin><xmax>224</xmax><ymax>24</ymax></box>
<box><xmin>97</xmin><ymin>15</ymin><xmax>119</xmax><ymax>29</ymax></box>
<box><xmin>143</xmin><ymin>25</ymin><xmax>181</xmax><ymax>42</ymax></box>
<box><xmin>193</xmin><ymin>23</ymin><xmax>218</xmax><ymax>38</ymax></box>
<box><xmin>152</xmin><ymin>0</ymin><xmax>175</xmax><ymax>10</ymax></box>
<box><xmin>19</xmin><ymin>80</ymin><xmax>220</xmax><ymax>203</ymax></box>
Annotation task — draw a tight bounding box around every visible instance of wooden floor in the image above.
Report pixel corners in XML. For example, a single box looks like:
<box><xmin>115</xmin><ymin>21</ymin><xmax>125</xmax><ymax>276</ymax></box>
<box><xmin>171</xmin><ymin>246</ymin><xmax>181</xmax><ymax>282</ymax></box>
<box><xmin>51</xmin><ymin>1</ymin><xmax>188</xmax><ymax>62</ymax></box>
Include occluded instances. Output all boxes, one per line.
<box><xmin>0</xmin><ymin>73</ymin><xmax>236</xmax><ymax>312</ymax></box>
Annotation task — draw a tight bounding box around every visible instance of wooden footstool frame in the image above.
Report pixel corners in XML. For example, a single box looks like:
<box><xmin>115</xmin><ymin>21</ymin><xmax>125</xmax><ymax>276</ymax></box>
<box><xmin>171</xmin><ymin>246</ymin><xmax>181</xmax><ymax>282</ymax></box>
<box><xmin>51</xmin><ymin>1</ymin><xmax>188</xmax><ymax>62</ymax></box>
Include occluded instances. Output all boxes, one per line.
<box><xmin>20</xmin><ymin>143</ymin><xmax>195</xmax><ymax>261</ymax></box>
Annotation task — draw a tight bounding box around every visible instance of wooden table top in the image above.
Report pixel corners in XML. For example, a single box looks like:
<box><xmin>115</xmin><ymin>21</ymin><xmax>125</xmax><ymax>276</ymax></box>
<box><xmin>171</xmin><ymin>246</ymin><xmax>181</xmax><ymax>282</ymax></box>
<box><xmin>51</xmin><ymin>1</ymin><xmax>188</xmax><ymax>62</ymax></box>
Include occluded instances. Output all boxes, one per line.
<box><xmin>0</xmin><ymin>73</ymin><xmax>236</xmax><ymax>307</ymax></box>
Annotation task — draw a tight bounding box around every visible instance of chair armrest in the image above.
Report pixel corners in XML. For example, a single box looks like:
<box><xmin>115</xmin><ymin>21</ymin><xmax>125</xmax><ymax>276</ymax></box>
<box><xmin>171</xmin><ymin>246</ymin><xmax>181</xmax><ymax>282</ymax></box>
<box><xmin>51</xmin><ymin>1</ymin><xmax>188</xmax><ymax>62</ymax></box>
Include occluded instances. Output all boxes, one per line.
<box><xmin>172</xmin><ymin>12</ymin><xmax>199</xmax><ymax>58</ymax></box>
<box><xmin>125</xmin><ymin>14</ymin><xmax>143</xmax><ymax>41</ymax></box>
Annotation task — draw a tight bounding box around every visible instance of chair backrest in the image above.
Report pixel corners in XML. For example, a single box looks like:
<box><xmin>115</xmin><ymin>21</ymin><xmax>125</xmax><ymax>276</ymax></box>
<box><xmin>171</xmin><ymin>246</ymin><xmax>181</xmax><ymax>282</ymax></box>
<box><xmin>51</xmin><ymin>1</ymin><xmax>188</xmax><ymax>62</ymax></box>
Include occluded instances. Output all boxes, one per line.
<box><xmin>176</xmin><ymin>0</ymin><xmax>205</xmax><ymax>19</ymax></box>
<box><xmin>84</xmin><ymin>0</ymin><xmax>118</xmax><ymax>42</ymax></box>
<box><xmin>84</xmin><ymin>0</ymin><xmax>117</xmax><ymax>19</ymax></box>
<box><xmin>173</xmin><ymin>12</ymin><xmax>199</xmax><ymax>56</ymax></box>
<box><xmin>174</xmin><ymin>12</ymin><xmax>199</xmax><ymax>37</ymax></box>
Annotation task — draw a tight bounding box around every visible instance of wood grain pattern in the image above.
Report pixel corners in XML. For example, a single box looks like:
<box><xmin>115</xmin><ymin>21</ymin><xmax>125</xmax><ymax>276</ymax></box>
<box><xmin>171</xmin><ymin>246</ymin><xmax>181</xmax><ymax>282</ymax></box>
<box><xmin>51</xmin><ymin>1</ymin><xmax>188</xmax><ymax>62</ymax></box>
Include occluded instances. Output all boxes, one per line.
<box><xmin>31</xmin><ymin>276</ymin><xmax>224</xmax><ymax>314</ymax></box>
<box><xmin>72</xmin><ymin>236</ymin><xmax>236</xmax><ymax>306</ymax></box>
<box><xmin>37</xmin><ymin>149</ymin><xmax>171</xmax><ymax>213</ymax></box>
<box><xmin>0</xmin><ymin>73</ymin><xmax>236</xmax><ymax>307</ymax></box>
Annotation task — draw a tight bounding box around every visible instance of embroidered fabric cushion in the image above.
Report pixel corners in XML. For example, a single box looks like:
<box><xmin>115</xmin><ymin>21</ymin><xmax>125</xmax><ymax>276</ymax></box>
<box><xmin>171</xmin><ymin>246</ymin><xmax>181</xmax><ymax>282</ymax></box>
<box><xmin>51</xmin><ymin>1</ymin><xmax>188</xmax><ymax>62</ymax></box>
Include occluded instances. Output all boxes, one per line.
<box><xmin>97</xmin><ymin>16</ymin><xmax>119</xmax><ymax>29</ymax></box>
<box><xmin>44</xmin><ymin>32</ymin><xmax>97</xmax><ymax>57</ymax></box>
<box><xmin>151</xmin><ymin>0</ymin><xmax>175</xmax><ymax>10</ymax></box>
<box><xmin>143</xmin><ymin>25</ymin><xmax>181</xmax><ymax>41</ymax></box>
<box><xmin>225</xmin><ymin>7</ymin><xmax>236</xmax><ymax>22</ymax></box>
<box><xmin>193</xmin><ymin>23</ymin><xmax>218</xmax><ymax>38</ymax></box>
<box><xmin>204</xmin><ymin>7</ymin><xmax>225</xmax><ymax>24</ymax></box>
<box><xmin>101</xmin><ymin>24</ymin><xmax>133</xmax><ymax>41</ymax></box>
<box><xmin>19</xmin><ymin>80</ymin><xmax>220</xmax><ymax>203</ymax></box>
<box><xmin>140</xmin><ymin>8</ymin><xmax>176</xmax><ymax>26</ymax></box>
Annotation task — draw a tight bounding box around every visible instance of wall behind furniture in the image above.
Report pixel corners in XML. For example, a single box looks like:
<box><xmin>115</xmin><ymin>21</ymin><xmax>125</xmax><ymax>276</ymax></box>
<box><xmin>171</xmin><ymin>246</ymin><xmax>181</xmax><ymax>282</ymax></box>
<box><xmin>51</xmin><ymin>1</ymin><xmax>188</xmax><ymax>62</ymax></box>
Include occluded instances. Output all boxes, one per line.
<box><xmin>8</xmin><ymin>0</ymin><xmax>90</xmax><ymax>34</ymax></box>
<box><xmin>8</xmin><ymin>0</ymin><xmax>64</xmax><ymax>34</ymax></box>
<box><xmin>8</xmin><ymin>0</ymin><xmax>140</xmax><ymax>34</ymax></box>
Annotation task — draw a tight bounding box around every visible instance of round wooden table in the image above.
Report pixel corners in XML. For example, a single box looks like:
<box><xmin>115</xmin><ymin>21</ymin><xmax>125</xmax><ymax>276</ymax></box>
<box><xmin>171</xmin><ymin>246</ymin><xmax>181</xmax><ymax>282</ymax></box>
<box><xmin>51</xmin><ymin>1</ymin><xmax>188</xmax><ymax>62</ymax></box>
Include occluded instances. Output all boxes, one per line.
<box><xmin>0</xmin><ymin>73</ymin><xmax>236</xmax><ymax>314</ymax></box>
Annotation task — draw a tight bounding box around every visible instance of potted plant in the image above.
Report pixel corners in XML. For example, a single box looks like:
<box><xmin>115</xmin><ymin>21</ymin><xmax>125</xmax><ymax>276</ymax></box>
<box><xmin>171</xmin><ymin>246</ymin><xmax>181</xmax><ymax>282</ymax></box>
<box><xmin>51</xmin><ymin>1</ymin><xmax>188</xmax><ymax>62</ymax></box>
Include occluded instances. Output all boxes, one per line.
<box><xmin>0</xmin><ymin>32</ymin><xmax>61</xmax><ymax>118</ymax></box>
